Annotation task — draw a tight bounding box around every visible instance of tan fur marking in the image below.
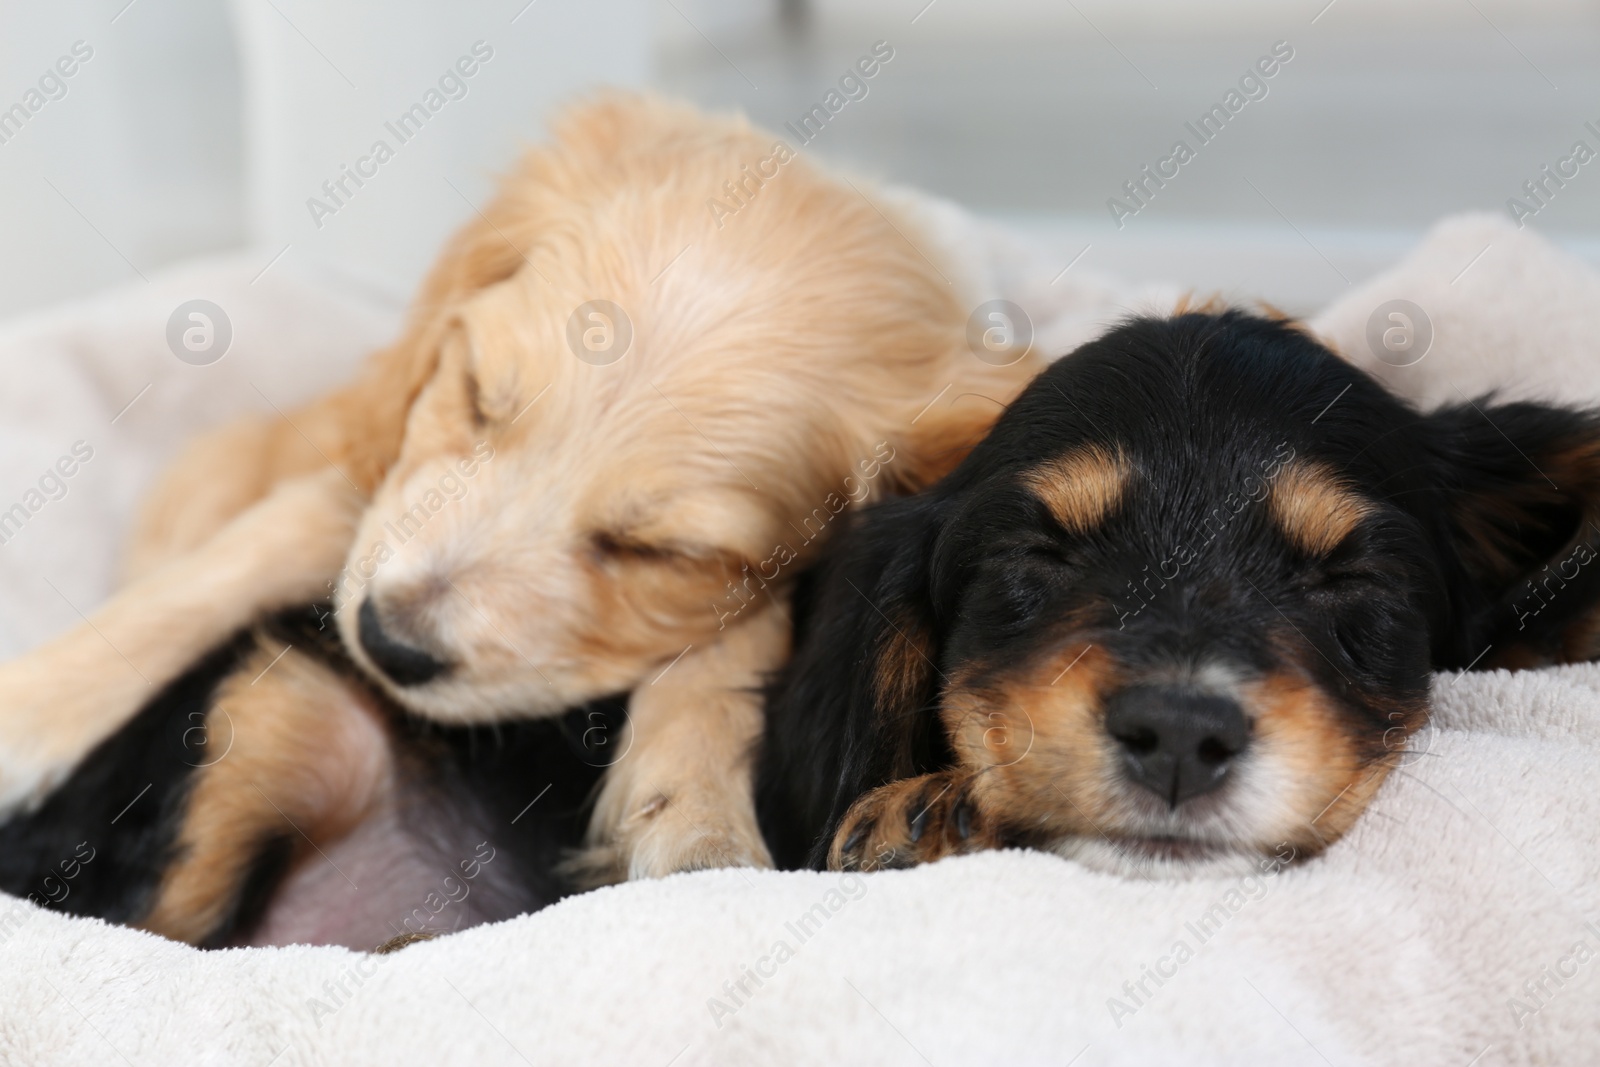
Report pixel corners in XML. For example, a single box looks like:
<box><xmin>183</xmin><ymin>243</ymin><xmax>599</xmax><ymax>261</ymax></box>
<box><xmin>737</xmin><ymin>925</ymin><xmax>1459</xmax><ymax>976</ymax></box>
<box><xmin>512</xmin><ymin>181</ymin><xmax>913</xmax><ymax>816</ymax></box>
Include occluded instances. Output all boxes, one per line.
<box><xmin>1172</xmin><ymin>292</ymin><xmax>1229</xmax><ymax>317</ymax></box>
<box><xmin>1253</xmin><ymin>301</ymin><xmax>1322</xmax><ymax>340</ymax></box>
<box><xmin>1026</xmin><ymin>447</ymin><xmax>1130</xmax><ymax>535</ymax></box>
<box><xmin>1243</xmin><ymin>671</ymin><xmax>1394</xmax><ymax>850</ymax></box>
<box><xmin>942</xmin><ymin>644</ymin><xmax>1123</xmax><ymax>838</ymax></box>
<box><xmin>1270</xmin><ymin>460</ymin><xmax>1371</xmax><ymax>556</ymax></box>
<box><xmin>141</xmin><ymin>641</ymin><xmax>392</xmax><ymax>945</ymax></box>
<box><xmin>872</xmin><ymin>614</ymin><xmax>935</xmax><ymax>719</ymax></box>
<box><xmin>937</xmin><ymin>649</ymin><xmax>1398</xmax><ymax>862</ymax></box>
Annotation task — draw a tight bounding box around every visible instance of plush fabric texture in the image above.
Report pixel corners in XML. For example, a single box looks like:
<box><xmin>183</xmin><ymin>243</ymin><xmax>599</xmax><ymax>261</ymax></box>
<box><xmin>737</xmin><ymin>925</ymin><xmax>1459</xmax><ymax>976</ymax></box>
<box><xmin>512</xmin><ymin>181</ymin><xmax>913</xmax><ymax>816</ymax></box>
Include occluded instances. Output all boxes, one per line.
<box><xmin>1</xmin><ymin>209</ymin><xmax>1597</xmax><ymax>1066</ymax></box>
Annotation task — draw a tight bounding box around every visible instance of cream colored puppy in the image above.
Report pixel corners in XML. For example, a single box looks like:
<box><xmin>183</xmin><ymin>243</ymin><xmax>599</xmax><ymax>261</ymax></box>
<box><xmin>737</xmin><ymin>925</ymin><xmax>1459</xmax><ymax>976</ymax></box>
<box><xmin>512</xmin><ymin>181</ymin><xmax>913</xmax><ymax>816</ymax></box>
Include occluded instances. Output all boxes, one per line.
<box><xmin>0</xmin><ymin>94</ymin><xmax>1041</xmax><ymax>884</ymax></box>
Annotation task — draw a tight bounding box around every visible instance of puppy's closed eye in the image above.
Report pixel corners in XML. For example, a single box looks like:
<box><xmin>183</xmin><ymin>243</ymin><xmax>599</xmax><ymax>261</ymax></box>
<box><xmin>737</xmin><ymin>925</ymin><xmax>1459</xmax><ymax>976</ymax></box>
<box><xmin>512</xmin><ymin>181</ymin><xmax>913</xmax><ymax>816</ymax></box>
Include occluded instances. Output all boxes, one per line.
<box><xmin>969</xmin><ymin>546</ymin><xmax>1071</xmax><ymax>633</ymax></box>
<box><xmin>1295</xmin><ymin>563</ymin><xmax>1384</xmax><ymax>597</ymax></box>
<box><xmin>589</xmin><ymin>531</ymin><xmax>736</xmax><ymax>570</ymax></box>
<box><xmin>590</xmin><ymin>531</ymin><xmax>683</xmax><ymax>563</ymax></box>
<box><xmin>464</xmin><ymin>370</ymin><xmax>488</xmax><ymax>429</ymax></box>
<box><xmin>435</xmin><ymin>323</ymin><xmax>501</xmax><ymax>429</ymax></box>
<box><xmin>461</xmin><ymin>365</ymin><xmax>532</xmax><ymax>428</ymax></box>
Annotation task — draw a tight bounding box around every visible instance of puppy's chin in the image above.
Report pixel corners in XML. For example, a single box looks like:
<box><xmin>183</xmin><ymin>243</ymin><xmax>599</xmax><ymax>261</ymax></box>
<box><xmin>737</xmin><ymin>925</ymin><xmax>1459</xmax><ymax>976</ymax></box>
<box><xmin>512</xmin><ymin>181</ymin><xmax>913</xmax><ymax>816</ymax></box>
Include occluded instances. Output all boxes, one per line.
<box><xmin>372</xmin><ymin>667</ymin><xmax>620</xmax><ymax>724</ymax></box>
<box><xmin>1050</xmin><ymin>835</ymin><xmax>1270</xmax><ymax>880</ymax></box>
<box><xmin>374</xmin><ymin>676</ymin><xmax>573</xmax><ymax>723</ymax></box>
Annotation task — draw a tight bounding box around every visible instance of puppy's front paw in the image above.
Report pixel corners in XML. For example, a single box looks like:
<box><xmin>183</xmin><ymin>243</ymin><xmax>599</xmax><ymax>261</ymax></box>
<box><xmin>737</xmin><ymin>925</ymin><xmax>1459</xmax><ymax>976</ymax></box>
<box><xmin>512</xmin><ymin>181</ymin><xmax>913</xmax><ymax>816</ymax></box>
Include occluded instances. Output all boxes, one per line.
<box><xmin>829</xmin><ymin>771</ymin><xmax>1001</xmax><ymax>872</ymax></box>
<box><xmin>628</xmin><ymin>795</ymin><xmax>772</xmax><ymax>879</ymax></box>
<box><xmin>572</xmin><ymin>786</ymin><xmax>773</xmax><ymax>888</ymax></box>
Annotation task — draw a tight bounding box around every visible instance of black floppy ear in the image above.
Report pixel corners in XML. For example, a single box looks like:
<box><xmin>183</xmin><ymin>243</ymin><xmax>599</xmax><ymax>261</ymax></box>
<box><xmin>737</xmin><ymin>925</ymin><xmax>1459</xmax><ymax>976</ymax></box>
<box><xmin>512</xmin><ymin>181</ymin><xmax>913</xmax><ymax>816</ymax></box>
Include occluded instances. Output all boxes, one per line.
<box><xmin>755</xmin><ymin>494</ymin><xmax>950</xmax><ymax>869</ymax></box>
<box><xmin>1424</xmin><ymin>399</ymin><xmax>1600</xmax><ymax>668</ymax></box>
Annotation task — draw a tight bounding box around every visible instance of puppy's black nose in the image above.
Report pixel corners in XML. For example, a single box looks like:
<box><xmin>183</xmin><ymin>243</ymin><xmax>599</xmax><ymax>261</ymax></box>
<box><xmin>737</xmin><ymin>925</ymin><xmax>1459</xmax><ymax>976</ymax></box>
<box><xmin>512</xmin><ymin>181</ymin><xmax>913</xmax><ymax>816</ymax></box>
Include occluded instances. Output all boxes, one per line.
<box><xmin>358</xmin><ymin>598</ymin><xmax>447</xmax><ymax>686</ymax></box>
<box><xmin>1103</xmin><ymin>686</ymin><xmax>1250</xmax><ymax>807</ymax></box>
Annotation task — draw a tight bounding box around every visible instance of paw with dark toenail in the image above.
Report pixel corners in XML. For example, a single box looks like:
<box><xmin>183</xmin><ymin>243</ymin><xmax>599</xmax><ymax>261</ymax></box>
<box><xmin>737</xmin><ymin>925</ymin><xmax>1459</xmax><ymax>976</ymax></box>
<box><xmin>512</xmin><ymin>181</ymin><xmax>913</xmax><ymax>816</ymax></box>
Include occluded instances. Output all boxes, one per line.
<box><xmin>828</xmin><ymin>771</ymin><xmax>1000</xmax><ymax>871</ymax></box>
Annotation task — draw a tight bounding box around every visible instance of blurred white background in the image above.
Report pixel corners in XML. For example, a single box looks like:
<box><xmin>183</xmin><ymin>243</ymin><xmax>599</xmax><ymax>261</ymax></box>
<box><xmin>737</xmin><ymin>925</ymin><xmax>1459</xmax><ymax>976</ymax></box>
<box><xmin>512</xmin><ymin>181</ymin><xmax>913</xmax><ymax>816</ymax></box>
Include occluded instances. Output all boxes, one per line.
<box><xmin>1</xmin><ymin>0</ymin><xmax>1598</xmax><ymax>317</ymax></box>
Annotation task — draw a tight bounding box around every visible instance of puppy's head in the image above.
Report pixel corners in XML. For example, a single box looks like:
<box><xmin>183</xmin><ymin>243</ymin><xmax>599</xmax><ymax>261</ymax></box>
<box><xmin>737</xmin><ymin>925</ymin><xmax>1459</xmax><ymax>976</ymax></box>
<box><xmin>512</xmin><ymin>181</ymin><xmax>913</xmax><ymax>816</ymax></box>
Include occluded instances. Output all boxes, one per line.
<box><xmin>333</xmin><ymin>96</ymin><xmax>1021</xmax><ymax>720</ymax></box>
<box><xmin>844</xmin><ymin>311</ymin><xmax>1600</xmax><ymax>874</ymax></box>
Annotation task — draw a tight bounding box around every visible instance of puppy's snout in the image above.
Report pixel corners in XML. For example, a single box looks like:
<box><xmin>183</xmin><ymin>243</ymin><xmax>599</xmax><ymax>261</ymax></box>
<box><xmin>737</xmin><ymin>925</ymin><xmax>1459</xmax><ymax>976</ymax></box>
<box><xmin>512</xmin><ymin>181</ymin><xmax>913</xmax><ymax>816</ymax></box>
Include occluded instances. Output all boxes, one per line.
<box><xmin>357</xmin><ymin>598</ymin><xmax>449</xmax><ymax>687</ymax></box>
<box><xmin>1103</xmin><ymin>686</ymin><xmax>1250</xmax><ymax>808</ymax></box>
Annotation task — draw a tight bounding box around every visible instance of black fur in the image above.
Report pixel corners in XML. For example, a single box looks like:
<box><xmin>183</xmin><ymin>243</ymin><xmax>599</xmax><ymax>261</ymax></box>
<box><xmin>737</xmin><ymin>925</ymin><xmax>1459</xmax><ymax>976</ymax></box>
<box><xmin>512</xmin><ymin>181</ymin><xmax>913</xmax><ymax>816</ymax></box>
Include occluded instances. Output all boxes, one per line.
<box><xmin>389</xmin><ymin>691</ymin><xmax>627</xmax><ymax>923</ymax></box>
<box><xmin>0</xmin><ymin>631</ymin><xmax>253</xmax><ymax>923</ymax></box>
<box><xmin>204</xmin><ymin>834</ymin><xmax>293</xmax><ymax>948</ymax></box>
<box><xmin>0</xmin><ymin>603</ymin><xmax>625</xmax><ymax>945</ymax></box>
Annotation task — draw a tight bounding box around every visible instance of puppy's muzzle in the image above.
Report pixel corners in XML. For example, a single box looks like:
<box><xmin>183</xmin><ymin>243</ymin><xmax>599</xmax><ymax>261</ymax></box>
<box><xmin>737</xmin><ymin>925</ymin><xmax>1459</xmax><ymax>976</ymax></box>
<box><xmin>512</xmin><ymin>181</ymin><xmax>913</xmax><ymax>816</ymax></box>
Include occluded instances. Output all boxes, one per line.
<box><xmin>358</xmin><ymin>598</ymin><xmax>450</xmax><ymax>686</ymax></box>
<box><xmin>1103</xmin><ymin>686</ymin><xmax>1251</xmax><ymax>807</ymax></box>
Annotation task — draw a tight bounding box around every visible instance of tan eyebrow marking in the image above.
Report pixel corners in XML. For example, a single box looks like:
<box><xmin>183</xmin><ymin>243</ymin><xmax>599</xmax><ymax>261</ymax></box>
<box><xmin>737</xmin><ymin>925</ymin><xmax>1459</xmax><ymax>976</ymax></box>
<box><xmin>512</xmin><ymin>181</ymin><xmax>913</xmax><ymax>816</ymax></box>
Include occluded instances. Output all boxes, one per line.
<box><xmin>1171</xmin><ymin>291</ymin><xmax>1229</xmax><ymax>316</ymax></box>
<box><xmin>1025</xmin><ymin>446</ymin><xmax>1130</xmax><ymax>534</ymax></box>
<box><xmin>1270</xmin><ymin>460</ymin><xmax>1372</xmax><ymax>556</ymax></box>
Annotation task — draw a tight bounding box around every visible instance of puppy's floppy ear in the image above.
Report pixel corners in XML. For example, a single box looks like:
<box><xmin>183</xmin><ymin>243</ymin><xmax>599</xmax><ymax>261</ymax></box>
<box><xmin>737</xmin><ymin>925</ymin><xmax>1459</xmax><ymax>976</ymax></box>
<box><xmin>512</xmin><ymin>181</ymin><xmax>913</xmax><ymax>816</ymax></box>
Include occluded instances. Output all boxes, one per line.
<box><xmin>756</xmin><ymin>494</ymin><xmax>950</xmax><ymax>869</ymax></box>
<box><xmin>893</xmin><ymin>349</ymin><xmax>1048</xmax><ymax>491</ymax></box>
<box><xmin>894</xmin><ymin>394</ymin><xmax>1008</xmax><ymax>490</ymax></box>
<box><xmin>1424</xmin><ymin>399</ymin><xmax>1600</xmax><ymax>668</ymax></box>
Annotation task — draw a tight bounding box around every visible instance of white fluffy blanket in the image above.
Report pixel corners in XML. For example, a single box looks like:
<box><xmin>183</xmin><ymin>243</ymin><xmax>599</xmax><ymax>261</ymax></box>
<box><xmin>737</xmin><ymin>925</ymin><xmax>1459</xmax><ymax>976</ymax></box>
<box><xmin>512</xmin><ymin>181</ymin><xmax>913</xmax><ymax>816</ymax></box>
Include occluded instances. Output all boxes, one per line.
<box><xmin>2</xmin><ymin>211</ymin><xmax>1598</xmax><ymax>1066</ymax></box>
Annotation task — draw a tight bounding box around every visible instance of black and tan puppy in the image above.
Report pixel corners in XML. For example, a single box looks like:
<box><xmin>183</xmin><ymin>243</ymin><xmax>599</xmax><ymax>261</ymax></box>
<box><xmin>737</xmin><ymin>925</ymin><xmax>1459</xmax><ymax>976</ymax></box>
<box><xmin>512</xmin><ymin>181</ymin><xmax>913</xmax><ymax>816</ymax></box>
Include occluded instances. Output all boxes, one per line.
<box><xmin>757</xmin><ymin>310</ymin><xmax>1600</xmax><ymax>875</ymax></box>
<box><xmin>0</xmin><ymin>607</ymin><xmax>624</xmax><ymax>948</ymax></box>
